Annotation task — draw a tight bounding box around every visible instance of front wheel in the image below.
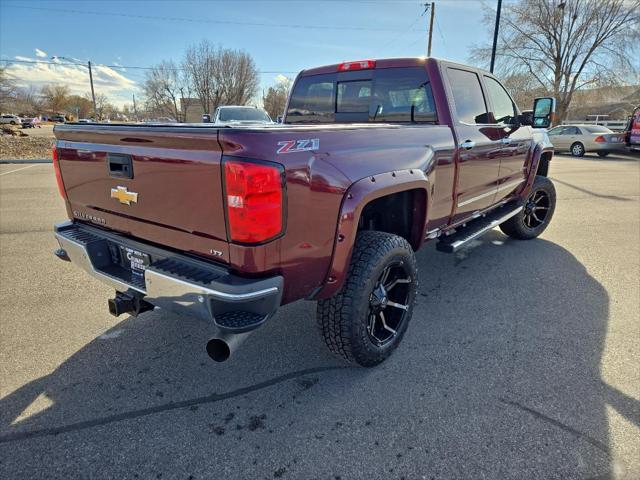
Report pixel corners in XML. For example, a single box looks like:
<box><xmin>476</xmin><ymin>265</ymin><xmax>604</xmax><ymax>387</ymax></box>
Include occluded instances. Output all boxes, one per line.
<box><xmin>500</xmin><ymin>175</ymin><xmax>556</xmax><ymax>240</ymax></box>
<box><xmin>317</xmin><ymin>231</ymin><xmax>417</xmax><ymax>367</ymax></box>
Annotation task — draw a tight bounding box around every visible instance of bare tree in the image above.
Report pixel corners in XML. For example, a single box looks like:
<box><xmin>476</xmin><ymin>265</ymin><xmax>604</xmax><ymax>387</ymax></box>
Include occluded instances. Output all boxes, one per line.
<box><xmin>472</xmin><ymin>0</ymin><xmax>640</xmax><ymax>121</ymax></box>
<box><xmin>501</xmin><ymin>73</ymin><xmax>548</xmax><ymax>112</ymax></box>
<box><xmin>85</xmin><ymin>92</ymin><xmax>112</xmax><ymax>120</ymax></box>
<box><xmin>66</xmin><ymin>94</ymin><xmax>94</xmax><ymax>119</ymax></box>
<box><xmin>262</xmin><ymin>76</ymin><xmax>292</xmax><ymax>119</ymax></box>
<box><xmin>183</xmin><ymin>40</ymin><xmax>218</xmax><ymax>115</ymax></box>
<box><xmin>0</xmin><ymin>66</ymin><xmax>18</xmax><ymax>112</ymax></box>
<box><xmin>41</xmin><ymin>84</ymin><xmax>70</xmax><ymax>115</ymax></box>
<box><xmin>214</xmin><ymin>49</ymin><xmax>260</xmax><ymax>105</ymax></box>
<box><xmin>143</xmin><ymin>60</ymin><xmax>193</xmax><ymax>122</ymax></box>
<box><xmin>183</xmin><ymin>40</ymin><xmax>260</xmax><ymax>114</ymax></box>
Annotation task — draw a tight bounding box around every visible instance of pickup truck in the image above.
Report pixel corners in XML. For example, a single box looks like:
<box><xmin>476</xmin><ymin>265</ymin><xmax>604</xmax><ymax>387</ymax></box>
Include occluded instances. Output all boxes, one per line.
<box><xmin>53</xmin><ymin>57</ymin><xmax>556</xmax><ymax>366</ymax></box>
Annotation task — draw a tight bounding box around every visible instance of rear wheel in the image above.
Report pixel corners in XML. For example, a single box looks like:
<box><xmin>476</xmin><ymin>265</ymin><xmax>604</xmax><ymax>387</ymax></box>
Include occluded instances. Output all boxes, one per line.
<box><xmin>570</xmin><ymin>142</ymin><xmax>585</xmax><ymax>157</ymax></box>
<box><xmin>317</xmin><ymin>231</ymin><xmax>417</xmax><ymax>367</ymax></box>
<box><xmin>500</xmin><ymin>175</ymin><xmax>556</xmax><ymax>240</ymax></box>
<box><xmin>597</xmin><ymin>151</ymin><xmax>609</xmax><ymax>158</ymax></box>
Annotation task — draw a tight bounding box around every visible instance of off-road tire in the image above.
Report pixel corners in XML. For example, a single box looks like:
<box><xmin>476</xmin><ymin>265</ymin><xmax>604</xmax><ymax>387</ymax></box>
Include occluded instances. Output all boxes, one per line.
<box><xmin>317</xmin><ymin>231</ymin><xmax>417</xmax><ymax>367</ymax></box>
<box><xmin>500</xmin><ymin>175</ymin><xmax>556</xmax><ymax>240</ymax></box>
<box><xmin>597</xmin><ymin>151</ymin><xmax>609</xmax><ymax>158</ymax></box>
<box><xmin>570</xmin><ymin>142</ymin><xmax>585</xmax><ymax>157</ymax></box>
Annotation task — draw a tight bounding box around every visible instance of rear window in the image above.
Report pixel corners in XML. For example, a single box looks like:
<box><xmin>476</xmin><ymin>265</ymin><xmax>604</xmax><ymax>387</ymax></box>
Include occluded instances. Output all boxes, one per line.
<box><xmin>287</xmin><ymin>67</ymin><xmax>436</xmax><ymax>124</ymax></box>
<box><xmin>583</xmin><ymin>125</ymin><xmax>612</xmax><ymax>133</ymax></box>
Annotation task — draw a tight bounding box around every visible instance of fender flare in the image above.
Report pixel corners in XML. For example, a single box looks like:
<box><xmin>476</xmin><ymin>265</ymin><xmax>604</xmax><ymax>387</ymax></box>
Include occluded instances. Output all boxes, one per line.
<box><xmin>522</xmin><ymin>143</ymin><xmax>554</xmax><ymax>196</ymax></box>
<box><xmin>314</xmin><ymin>168</ymin><xmax>431</xmax><ymax>300</ymax></box>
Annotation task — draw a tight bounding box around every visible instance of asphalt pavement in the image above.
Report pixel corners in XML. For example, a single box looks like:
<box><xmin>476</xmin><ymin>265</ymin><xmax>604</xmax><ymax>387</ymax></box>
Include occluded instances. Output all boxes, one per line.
<box><xmin>0</xmin><ymin>154</ymin><xmax>638</xmax><ymax>479</ymax></box>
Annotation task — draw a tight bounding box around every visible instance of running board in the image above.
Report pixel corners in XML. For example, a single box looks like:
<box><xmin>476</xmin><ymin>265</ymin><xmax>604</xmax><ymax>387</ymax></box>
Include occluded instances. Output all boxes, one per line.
<box><xmin>436</xmin><ymin>204</ymin><xmax>523</xmax><ymax>253</ymax></box>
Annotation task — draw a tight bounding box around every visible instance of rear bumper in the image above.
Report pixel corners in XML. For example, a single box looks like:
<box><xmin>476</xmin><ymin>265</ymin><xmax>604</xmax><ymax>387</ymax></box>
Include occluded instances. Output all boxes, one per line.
<box><xmin>588</xmin><ymin>142</ymin><xmax>626</xmax><ymax>152</ymax></box>
<box><xmin>54</xmin><ymin>221</ymin><xmax>283</xmax><ymax>332</ymax></box>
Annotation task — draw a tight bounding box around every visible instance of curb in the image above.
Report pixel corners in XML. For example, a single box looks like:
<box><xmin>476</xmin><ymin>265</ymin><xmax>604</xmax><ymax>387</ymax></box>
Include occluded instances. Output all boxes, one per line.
<box><xmin>0</xmin><ymin>159</ymin><xmax>52</xmax><ymax>164</ymax></box>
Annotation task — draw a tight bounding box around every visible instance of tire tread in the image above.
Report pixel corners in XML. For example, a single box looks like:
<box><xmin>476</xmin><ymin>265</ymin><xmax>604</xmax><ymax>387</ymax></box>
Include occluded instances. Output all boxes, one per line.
<box><xmin>317</xmin><ymin>231</ymin><xmax>416</xmax><ymax>366</ymax></box>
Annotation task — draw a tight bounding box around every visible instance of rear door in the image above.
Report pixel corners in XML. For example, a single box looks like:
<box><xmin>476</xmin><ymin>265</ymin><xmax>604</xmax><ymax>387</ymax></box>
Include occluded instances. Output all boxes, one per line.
<box><xmin>446</xmin><ymin>67</ymin><xmax>502</xmax><ymax>221</ymax></box>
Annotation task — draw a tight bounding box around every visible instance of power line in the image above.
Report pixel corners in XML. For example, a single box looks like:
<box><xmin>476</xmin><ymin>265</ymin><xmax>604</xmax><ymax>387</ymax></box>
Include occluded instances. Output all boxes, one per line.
<box><xmin>0</xmin><ymin>58</ymin><xmax>297</xmax><ymax>74</ymax></box>
<box><xmin>379</xmin><ymin>16</ymin><xmax>424</xmax><ymax>54</ymax></box>
<box><xmin>4</xmin><ymin>4</ymin><xmax>421</xmax><ymax>32</ymax></box>
<box><xmin>434</xmin><ymin>8</ymin><xmax>447</xmax><ymax>47</ymax></box>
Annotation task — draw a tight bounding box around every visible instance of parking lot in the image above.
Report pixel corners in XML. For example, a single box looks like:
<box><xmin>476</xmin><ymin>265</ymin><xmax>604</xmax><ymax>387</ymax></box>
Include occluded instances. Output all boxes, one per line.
<box><xmin>0</xmin><ymin>153</ymin><xmax>638</xmax><ymax>479</ymax></box>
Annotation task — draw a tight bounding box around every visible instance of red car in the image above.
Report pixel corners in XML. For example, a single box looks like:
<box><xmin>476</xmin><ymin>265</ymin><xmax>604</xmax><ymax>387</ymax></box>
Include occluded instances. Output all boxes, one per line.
<box><xmin>53</xmin><ymin>58</ymin><xmax>556</xmax><ymax>366</ymax></box>
<box><xmin>624</xmin><ymin>105</ymin><xmax>640</xmax><ymax>152</ymax></box>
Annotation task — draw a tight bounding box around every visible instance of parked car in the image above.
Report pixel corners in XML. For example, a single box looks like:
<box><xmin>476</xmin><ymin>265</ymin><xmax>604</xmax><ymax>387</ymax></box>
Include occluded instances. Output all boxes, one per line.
<box><xmin>20</xmin><ymin>117</ymin><xmax>34</xmax><ymax>128</ymax></box>
<box><xmin>52</xmin><ymin>57</ymin><xmax>556</xmax><ymax>366</ymax></box>
<box><xmin>547</xmin><ymin>124</ymin><xmax>625</xmax><ymax>157</ymax></box>
<box><xmin>213</xmin><ymin>106</ymin><xmax>273</xmax><ymax>125</ymax></box>
<box><xmin>144</xmin><ymin>117</ymin><xmax>176</xmax><ymax>124</ymax></box>
<box><xmin>77</xmin><ymin>119</ymin><xmax>94</xmax><ymax>123</ymax></box>
<box><xmin>52</xmin><ymin>115</ymin><xmax>66</xmax><ymax>123</ymax></box>
<box><xmin>623</xmin><ymin>106</ymin><xmax>640</xmax><ymax>153</ymax></box>
<box><xmin>0</xmin><ymin>114</ymin><xmax>22</xmax><ymax>126</ymax></box>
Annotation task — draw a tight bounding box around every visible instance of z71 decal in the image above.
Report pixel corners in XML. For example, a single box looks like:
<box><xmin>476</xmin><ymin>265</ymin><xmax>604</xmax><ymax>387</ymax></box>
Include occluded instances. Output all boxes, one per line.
<box><xmin>277</xmin><ymin>138</ymin><xmax>320</xmax><ymax>154</ymax></box>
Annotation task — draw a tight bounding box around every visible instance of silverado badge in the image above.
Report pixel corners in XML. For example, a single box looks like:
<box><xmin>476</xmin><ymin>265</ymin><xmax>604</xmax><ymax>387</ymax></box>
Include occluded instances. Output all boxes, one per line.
<box><xmin>111</xmin><ymin>186</ymin><xmax>138</xmax><ymax>205</ymax></box>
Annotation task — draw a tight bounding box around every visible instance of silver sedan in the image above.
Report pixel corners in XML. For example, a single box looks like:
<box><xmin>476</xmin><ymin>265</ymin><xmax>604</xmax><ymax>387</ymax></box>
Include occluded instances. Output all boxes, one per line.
<box><xmin>547</xmin><ymin>124</ymin><xmax>626</xmax><ymax>157</ymax></box>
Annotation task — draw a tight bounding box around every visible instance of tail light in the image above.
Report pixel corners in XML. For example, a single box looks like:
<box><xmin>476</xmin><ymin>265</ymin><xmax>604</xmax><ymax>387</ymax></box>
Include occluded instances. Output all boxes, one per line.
<box><xmin>52</xmin><ymin>145</ymin><xmax>66</xmax><ymax>199</ymax></box>
<box><xmin>594</xmin><ymin>135</ymin><xmax>606</xmax><ymax>142</ymax></box>
<box><xmin>338</xmin><ymin>60</ymin><xmax>375</xmax><ymax>71</ymax></box>
<box><xmin>224</xmin><ymin>159</ymin><xmax>284</xmax><ymax>244</ymax></box>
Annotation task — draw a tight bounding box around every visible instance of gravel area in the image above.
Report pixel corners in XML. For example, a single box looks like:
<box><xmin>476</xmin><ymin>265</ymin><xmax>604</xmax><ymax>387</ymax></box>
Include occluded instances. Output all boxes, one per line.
<box><xmin>0</xmin><ymin>134</ymin><xmax>54</xmax><ymax>160</ymax></box>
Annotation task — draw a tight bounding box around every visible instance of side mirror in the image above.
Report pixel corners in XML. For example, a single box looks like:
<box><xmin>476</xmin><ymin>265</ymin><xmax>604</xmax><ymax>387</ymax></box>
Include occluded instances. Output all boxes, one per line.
<box><xmin>276</xmin><ymin>115</ymin><xmax>283</xmax><ymax>124</ymax></box>
<box><xmin>532</xmin><ymin>97</ymin><xmax>556</xmax><ymax>129</ymax></box>
<box><xmin>202</xmin><ymin>114</ymin><xmax>211</xmax><ymax>123</ymax></box>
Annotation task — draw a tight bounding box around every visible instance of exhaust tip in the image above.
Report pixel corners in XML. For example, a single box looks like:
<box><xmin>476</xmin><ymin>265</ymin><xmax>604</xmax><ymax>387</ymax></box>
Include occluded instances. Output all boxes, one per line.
<box><xmin>206</xmin><ymin>338</ymin><xmax>231</xmax><ymax>362</ymax></box>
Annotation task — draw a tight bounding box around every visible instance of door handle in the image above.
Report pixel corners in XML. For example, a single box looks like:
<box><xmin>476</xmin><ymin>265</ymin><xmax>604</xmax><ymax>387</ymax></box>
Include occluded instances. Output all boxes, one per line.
<box><xmin>107</xmin><ymin>153</ymin><xmax>134</xmax><ymax>179</ymax></box>
<box><xmin>500</xmin><ymin>137</ymin><xmax>512</xmax><ymax>144</ymax></box>
<box><xmin>460</xmin><ymin>140</ymin><xmax>476</xmax><ymax>150</ymax></box>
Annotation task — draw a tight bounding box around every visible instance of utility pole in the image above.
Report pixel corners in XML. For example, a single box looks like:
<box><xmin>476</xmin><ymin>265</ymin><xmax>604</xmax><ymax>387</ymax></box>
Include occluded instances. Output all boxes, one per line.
<box><xmin>489</xmin><ymin>0</ymin><xmax>503</xmax><ymax>73</ymax></box>
<box><xmin>52</xmin><ymin>56</ymin><xmax>98</xmax><ymax>119</ymax></box>
<box><xmin>132</xmin><ymin>93</ymin><xmax>138</xmax><ymax>121</ymax></box>
<box><xmin>424</xmin><ymin>2</ymin><xmax>435</xmax><ymax>57</ymax></box>
<box><xmin>88</xmin><ymin>61</ymin><xmax>97</xmax><ymax>119</ymax></box>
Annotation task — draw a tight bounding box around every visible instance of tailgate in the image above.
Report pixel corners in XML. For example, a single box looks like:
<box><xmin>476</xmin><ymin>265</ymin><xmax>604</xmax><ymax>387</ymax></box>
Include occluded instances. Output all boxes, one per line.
<box><xmin>55</xmin><ymin>124</ymin><xmax>230</xmax><ymax>262</ymax></box>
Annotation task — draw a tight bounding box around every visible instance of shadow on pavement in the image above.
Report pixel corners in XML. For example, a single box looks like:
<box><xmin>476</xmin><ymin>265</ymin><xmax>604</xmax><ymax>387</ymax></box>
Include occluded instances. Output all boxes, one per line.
<box><xmin>0</xmin><ymin>232</ymin><xmax>638</xmax><ymax>478</ymax></box>
<box><xmin>555</xmin><ymin>152</ymin><xmax>639</xmax><ymax>162</ymax></box>
<box><xmin>551</xmin><ymin>177</ymin><xmax>635</xmax><ymax>201</ymax></box>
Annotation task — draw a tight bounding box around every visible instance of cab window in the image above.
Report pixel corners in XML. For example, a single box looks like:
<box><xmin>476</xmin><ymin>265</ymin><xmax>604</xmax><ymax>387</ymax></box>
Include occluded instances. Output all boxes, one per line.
<box><xmin>484</xmin><ymin>76</ymin><xmax>517</xmax><ymax>124</ymax></box>
<box><xmin>447</xmin><ymin>68</ymin><xmax>490</xmax><ymax>124</ymax></box>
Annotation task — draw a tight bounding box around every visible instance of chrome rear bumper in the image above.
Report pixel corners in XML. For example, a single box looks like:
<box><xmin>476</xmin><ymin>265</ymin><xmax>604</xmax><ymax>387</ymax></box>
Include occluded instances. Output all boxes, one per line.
<box><xmin>54</xmin><ymin>221</ymin><xmax>283</xmax><ymax>332</ymax></box>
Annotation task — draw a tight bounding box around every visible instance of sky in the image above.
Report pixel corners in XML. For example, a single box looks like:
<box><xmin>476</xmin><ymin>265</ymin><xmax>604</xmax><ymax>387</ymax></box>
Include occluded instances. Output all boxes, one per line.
<box><xmin>0</xmin><ymin>0</ymin><xmax>497</xmax><ymax>108</ymax></box>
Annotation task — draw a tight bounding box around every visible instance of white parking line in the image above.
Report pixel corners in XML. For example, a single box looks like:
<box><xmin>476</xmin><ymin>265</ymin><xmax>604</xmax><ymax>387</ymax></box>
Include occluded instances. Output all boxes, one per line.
<box><xmin>0</xmin><ymin>164</ymin><xmax>44</xmax><ymax>176</ymax></box>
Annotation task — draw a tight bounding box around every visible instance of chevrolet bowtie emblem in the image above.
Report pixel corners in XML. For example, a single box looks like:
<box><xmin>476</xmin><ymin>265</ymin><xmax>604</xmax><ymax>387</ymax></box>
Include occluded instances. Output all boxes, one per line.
<box><xmin>111</xmin><ymin>186</ymin><xmax>138</xmax><ymax>205</ymax></box>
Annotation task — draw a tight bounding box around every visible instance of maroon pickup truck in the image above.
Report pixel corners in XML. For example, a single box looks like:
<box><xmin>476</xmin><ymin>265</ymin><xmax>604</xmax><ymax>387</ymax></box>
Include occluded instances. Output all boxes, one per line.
<box><xmin>53</xmin><ymin>57</ymin><xmax>556</xmax><ymax>366</ymax></box>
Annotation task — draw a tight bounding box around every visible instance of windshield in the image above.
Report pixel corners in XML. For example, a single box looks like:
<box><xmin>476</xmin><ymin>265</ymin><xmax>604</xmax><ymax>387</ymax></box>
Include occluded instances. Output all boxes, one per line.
<box><xmin>218</xmin><ymin>108</ymin><xmax>271</xmax><ymax>122</ymax></box>
<box><xmin>583</xmin><ymin>125</ymin><xmax>612</xmax><ymax>133</ymax></box>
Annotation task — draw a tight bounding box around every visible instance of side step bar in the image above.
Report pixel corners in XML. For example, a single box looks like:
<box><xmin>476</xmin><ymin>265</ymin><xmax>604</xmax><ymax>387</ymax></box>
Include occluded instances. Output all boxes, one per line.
<box><xmin>436</xmin><ymin>204</ymin><xmax>523</xmax><ymax>253</ymax></box>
